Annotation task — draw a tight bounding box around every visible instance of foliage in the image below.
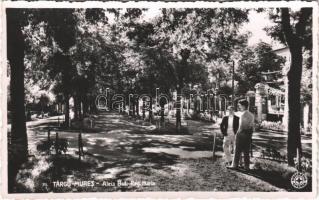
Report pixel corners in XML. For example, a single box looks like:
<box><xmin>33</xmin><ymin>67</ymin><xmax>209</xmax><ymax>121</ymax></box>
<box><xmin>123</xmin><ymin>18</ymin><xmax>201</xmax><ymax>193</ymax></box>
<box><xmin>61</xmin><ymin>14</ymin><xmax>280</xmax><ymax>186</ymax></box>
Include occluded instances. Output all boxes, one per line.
<box><xmin>37</xmin><ymin>138</ymin><xmax>69</xmax><ymax>155</ymax></box>
<box><xmin>251</xmin><ymin>158</ymin><xmax>304</xmax><ymax>191</ymax></box>
<box><xmin>300</xmin><ymin>50</ymin><xmax>312</xmax><ymax>104</ymax></box>
<box><xmin>235</xmin><ymin>42</ymin><xmax>285</xmax><ymax>94</ymax></box>
<box><xmin>264</xmin><ymin>8</ymin><xmax>312</xmax><ymax>51</ymax></box>
<box><xmin>125</xmin><ymin>8</ymin><xmax>249</xmax><ymax>130</ymax></box>
<box><xmin>127</xmin><ymin>8</ymin><xmax>249</xmax><ymax>89</ymax></box>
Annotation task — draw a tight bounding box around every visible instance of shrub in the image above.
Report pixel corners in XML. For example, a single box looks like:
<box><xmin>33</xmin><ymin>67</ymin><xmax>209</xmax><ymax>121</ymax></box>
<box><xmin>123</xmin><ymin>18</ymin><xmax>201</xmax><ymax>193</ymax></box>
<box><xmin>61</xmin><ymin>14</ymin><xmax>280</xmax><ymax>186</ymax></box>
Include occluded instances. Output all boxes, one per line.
<box><xmin>37</xmin><ymin>138</ymin><xmax>69</xmax><ymax>155</ymax></box>
<box><xmin>294</xmin><ymin>156</ymin><xmax>312</xmax><ymax>174</ymax></box>
<box><xmin>260</xmin><ymin>121</ymin><xmax>284</xmax><ymax>131</ymax></box>
<box><xmin>251</xmin><ymin>157</ymin><xmax>312</xmax><ymax>191</ymax></box>
<box><xmin>260</xmin><ymin>147</ymin><xmax>286</xmax><ymax>161</ymax></box>
<box><xmin>55</xmin><ymin>138</ymin><xmax>68</xmax><ymax>154</ymax></box>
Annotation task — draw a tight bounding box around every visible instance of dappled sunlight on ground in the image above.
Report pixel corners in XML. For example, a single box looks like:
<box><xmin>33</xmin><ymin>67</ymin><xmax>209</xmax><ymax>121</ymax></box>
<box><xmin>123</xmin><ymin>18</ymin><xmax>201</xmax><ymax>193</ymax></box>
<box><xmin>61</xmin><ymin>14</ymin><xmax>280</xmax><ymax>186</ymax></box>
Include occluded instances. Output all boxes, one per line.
<box><xmin>12</xmin><ymin>111</ymin><xmax>311</xmax><ymax>192</ymax></box>
<box><xmin>16</xmin><ymin>155</ymin><xmax>52</xmax><ymax>192</ymax></box>
<box><xmin>142</xmin><ymin>147</ymin><xmax>214</xmax><ymax>159</ymax></box>
<box><xmin>93</xmin><ymin>167</ymin><xmax>128</xmax><ymax>180</ymax></box>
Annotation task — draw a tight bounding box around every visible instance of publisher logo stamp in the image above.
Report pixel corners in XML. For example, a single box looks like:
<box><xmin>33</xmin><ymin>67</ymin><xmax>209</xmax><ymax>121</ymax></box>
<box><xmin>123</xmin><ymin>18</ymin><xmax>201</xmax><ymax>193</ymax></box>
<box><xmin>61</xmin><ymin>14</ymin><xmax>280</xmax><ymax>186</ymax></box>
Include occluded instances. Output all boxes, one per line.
<box><xmin>291</xmin><ymin>172</ymin><xmax>308</xmax><ymax>189</ymax></box>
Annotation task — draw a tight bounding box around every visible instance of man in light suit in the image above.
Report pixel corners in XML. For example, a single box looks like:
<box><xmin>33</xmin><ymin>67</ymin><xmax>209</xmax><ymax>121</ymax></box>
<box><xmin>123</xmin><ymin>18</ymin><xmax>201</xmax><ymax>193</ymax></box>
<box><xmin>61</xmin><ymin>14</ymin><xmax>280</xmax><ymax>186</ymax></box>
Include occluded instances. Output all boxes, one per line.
<box><xmin>228</xmin><ymin>99</ymin><xmax>254</xmax><ymax>170</ymax></box>
<box><xmin>220</xmin><ymin>106</ymin><xmax>239</xmax><ymax>166</ymax></box>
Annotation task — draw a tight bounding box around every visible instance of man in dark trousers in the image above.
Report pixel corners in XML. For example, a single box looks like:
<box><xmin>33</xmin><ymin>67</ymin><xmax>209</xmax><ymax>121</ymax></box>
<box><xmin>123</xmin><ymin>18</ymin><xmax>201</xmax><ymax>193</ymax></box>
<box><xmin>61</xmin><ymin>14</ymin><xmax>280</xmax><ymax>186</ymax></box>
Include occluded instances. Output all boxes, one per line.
<box><xmin>220</xmin><ymin>106</ymin><xmax>239</xmax><ymax>166</ymax></box>
<box><xmin>228</xmin><ymin>99</ymin><xmax>254</xmax><ymax>170</ymax></box>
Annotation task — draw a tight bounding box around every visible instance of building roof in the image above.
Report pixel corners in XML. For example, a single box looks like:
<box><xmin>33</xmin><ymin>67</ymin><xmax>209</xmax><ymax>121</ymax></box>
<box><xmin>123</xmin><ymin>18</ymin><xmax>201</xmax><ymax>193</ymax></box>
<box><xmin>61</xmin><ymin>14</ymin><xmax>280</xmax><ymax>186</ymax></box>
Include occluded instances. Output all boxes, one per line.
<box><xmin>272</xmin><ymin>46</ymin><xmax>289</xmax><ymax>53</ymax></box>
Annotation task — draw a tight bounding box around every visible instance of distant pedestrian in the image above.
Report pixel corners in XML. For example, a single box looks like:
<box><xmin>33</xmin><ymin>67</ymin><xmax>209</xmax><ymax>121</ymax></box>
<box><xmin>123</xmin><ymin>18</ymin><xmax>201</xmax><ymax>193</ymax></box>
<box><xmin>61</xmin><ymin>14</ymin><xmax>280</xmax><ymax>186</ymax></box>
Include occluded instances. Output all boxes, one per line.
<box><xmin>220</xmin><ymin>106</ymin><xmax>239</xmax><ymax>166</ymax></box>
<box><xmin>227</xmin><ymin>99</ymin><xmax>254</xmax><ymax>171</ymax></box>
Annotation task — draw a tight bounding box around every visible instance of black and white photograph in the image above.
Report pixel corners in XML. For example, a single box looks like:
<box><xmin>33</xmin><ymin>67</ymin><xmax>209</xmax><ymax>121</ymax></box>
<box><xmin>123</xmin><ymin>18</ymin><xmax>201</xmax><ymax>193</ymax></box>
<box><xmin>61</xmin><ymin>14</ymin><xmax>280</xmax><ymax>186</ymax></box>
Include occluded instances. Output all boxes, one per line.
<box><xmin>1</xmin><ymin>1</ymin><xmax>318</xmax><ymax>198</ymax></box>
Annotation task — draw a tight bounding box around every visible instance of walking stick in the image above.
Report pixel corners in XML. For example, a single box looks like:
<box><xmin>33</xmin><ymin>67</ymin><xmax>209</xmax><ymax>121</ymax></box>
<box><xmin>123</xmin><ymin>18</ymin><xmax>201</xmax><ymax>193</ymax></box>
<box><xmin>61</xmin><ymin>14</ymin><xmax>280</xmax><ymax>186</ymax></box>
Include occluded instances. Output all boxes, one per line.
<box><xmin>212</xmin><ymin>131</ymin><xmax>217</xmax><ymax>161</ymax></box>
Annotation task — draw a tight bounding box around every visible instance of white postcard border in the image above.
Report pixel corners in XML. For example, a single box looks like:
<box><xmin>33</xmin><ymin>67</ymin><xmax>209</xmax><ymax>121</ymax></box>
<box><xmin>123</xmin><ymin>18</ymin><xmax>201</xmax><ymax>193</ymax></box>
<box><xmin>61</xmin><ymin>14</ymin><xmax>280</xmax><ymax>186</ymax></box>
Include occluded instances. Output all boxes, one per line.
<box><xmin>0</xmin><ymin>1</ymin><xmax>318</xmax><ymax>199</ymax></box>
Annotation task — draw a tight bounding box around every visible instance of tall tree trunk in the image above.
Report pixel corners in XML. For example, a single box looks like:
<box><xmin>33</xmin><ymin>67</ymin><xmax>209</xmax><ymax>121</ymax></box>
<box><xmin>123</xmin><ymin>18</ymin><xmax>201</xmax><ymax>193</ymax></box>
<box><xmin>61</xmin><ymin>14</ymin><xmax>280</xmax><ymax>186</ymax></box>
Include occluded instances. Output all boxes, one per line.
<box><xmin>142</xmin><ymin>100</ymin><xmax>146</xmax><ymax>119</ymax></box>
<box><xmin>83</xmin><ymin>95</ymin><xmax>89</xmax><ymax>117</ymax></box>
<box><xmin>280</xmin><ymin>8</ymin><xmax>311</xmax><ymax>166</ymax></box>
<box><xmin>64</xmin><ymin>94</ymin><xmax>70</xmax><ymax>128</ymax></box>
<box><xmin>287</xmin><ymin>47</ymin><xmax>303</xmax><ymax>166</ymax></box>
<box><xmin>7</xmin><ymin>10</ymin><xmax>28</xmax><ymax>192</ymax></box>
<box><xmin>160</xmin><ymin>103</ymin><xmax>165</xmax><ymax>123</ymax></box>
<box><xmin>129</xmin><ymin>97</ymin><xmax>133</xmax><ymax>116</ymax></box>
<box><xmin>78</xmin><ymin>97</ymin><xmax>83</xmax><ymax>120</ymax></box>
<box><xmin>136</xmin><ymin>99</ymin><xmax>140</xmax><ymax>117</ymax></box>
<box><xmin>132</xmin><ymin>97</ymin><xmax>136</xmax><ymax>117</ymax></box>
<box><xmin>149</xmin><ymin>96</ymin><xmax>153</xmax><ymax>122</ymax></box>
<box><xmin>61</xmin><ymin>54</ymin><xmax>72</xmax><ymax>127</ymax></box>
<box><xmin>74</xmin><ymin>95</ymin><xmax>79</xmax><ymax>120</ymax></box>
<box><xmin>176</xmin><ymin>86</ymin><xmax>182</xmax><ymax>133</ymax></box>
<box><xmin>194</xmin><ymin>97</ymin><xmax>198</xmax><ymax>114</ymax></box>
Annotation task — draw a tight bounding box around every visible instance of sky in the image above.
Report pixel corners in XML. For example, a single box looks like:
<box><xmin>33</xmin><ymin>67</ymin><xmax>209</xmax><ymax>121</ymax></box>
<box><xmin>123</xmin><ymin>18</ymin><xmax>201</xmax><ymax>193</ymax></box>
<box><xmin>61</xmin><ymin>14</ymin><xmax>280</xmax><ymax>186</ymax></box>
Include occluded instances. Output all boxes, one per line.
<box><xmin>242</xmin><ymin>10</ymin><xmax>283</xmax><ymax>49</ymax></box>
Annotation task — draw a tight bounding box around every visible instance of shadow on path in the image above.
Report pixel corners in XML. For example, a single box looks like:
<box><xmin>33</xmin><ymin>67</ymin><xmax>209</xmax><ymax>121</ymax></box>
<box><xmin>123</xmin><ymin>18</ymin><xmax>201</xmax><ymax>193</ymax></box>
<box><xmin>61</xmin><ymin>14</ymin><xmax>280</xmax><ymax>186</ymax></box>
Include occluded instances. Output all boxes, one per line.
<box><xmin>12</xmin><ymin>111</ymin><xmax>287</xmax><ymax>192</ymax></box>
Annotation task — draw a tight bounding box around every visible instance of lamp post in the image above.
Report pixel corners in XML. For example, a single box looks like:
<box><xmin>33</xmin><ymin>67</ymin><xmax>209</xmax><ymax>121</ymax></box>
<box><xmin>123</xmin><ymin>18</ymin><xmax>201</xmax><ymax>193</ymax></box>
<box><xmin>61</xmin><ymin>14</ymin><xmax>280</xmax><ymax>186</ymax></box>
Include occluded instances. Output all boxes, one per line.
<box><xmin>129</xmin><ymin>94</ymin><xmax>133</xmax><ymax>115</ymax></box>
<box><xmin>231</xmin><ymin>60</ymin><xmax>235</xmax><ymax>106</ymax></box>
<box><xmin>207</xmin><ymin>90</ymin><xmax>211</xmax><ymax>114</ymax></box>
<box><xmin>212</xmin><ymin>89</ymin><xmax>217</xmax><ymax>121</ymax></box>
<box><xmin>106</xmin><ymin>87</ymin><xmax>110</xmax><ymax>111</ymax></box>
<box><xmin>156</xmin><ymin>87</ymin><xmax>159</xmax><ymax>107</ymax></box>
<box><xmin>201</xmin><ymin>94</ymin><xmax>204</xmax><ymax>112</ymax></box>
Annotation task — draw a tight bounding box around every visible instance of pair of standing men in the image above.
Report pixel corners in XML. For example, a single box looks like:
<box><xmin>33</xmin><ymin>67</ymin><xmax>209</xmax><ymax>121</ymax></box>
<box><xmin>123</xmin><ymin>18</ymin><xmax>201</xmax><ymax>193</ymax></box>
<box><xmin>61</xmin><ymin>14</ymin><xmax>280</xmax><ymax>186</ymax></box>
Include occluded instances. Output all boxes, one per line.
<box><xmin>220</xmin><ymin>100</ymin><xmax>254</xmax><ymax>170</ymax></box>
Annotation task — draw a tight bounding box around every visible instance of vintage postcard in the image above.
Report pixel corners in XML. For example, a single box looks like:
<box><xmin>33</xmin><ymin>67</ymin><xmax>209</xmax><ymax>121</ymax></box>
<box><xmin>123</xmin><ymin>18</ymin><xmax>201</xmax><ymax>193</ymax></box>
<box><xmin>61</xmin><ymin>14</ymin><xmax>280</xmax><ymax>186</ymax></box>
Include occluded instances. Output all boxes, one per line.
<box><xmin>0</xmin><ymin>0</ymin><xmax>318</xmax><ymax>199</ymax></box>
